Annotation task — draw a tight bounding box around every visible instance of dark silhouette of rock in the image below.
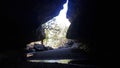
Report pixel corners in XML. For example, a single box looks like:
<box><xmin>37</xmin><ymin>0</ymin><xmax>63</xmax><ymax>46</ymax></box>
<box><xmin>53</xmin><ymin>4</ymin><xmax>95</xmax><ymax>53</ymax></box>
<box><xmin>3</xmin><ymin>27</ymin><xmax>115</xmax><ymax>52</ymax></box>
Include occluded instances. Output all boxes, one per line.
<box><xmin>46</xmin><ymin>46</ymin><xmax>54</xmax><ymax>50</ymax></box>
<box><xmin>34</xmin><ymin>44</ymin><xmax>47</xmax><ymax>51</ymax></box>
<box><xmin>0</xmin><ymin>0</ymin><xmax>67</xmax><ymax>67</ymax></box>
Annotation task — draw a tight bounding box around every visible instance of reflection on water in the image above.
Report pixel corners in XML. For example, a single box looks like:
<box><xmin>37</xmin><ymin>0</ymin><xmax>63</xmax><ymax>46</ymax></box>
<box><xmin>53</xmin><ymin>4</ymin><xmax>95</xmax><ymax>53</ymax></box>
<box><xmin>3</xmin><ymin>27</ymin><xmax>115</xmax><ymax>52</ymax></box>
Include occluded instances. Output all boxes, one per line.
<box><xmin>27</xmin><ymin>59</ymin><xmax>72</xmax><ymax>64</ymax></box>
<box><xmin>26</xmin><ymin>53</ymin><xmax>34</xmax><ymax>57</ymax></box>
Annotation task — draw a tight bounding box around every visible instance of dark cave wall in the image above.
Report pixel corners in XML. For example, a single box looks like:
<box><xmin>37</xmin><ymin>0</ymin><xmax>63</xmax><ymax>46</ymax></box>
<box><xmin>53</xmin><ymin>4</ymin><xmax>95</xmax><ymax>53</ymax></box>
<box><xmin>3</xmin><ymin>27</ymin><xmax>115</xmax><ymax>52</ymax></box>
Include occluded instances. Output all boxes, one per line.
<box><xmin>66</xmin><ymin>0</ymin><xmax>96</xmax><ymax>55</ymax></box>
<box><xmin>0</xmin><ymin>0</ymin><xmax>66</xmax><ymax>52</ymax></box>
<box><xmin>67</xmin><ymin>0</ymin><xmax>96</xmax><ymax>43</ymax></box>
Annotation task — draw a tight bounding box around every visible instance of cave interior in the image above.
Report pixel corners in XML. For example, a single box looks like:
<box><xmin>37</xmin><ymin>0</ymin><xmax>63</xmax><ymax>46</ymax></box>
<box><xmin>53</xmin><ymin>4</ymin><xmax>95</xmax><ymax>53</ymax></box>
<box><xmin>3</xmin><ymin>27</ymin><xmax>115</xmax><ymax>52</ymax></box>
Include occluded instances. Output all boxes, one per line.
<box><xmin>0</xmin><ymin>0</ymin><xmax>100</xmax><ymax>68</ymax></box>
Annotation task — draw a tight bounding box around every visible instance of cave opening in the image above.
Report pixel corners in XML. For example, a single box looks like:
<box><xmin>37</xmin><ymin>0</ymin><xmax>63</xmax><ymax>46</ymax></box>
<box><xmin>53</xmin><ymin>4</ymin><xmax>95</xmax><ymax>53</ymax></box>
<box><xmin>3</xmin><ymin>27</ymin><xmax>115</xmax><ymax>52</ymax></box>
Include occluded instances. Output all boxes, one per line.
<box><xmin>42</xmin><ymin>0</ymin><xmax>70</xmax><ymax>49</ymax></box>
<box><xmin>26</xmin><ymin>0</ymin><xmax>71</xmax><ymax>50</ymax></box>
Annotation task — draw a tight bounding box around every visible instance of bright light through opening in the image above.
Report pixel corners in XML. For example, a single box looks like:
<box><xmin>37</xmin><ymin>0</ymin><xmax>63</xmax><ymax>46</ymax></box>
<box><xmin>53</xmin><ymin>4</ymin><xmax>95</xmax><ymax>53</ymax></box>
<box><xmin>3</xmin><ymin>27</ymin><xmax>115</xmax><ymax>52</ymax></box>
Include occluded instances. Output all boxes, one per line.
<box><xmin>55</xmin><ymin>0</ymin><xmax>70</xmax><ymax>27</ymax></box>
<box><xmin>26</xmin><ymin>0</ymin><xmax>71</xmax><ymax>57</ymax></box>
<box><xmin>42</xmin><ymin>0</ymin><xmax>71</xmax><ymax>49</ymax></box>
